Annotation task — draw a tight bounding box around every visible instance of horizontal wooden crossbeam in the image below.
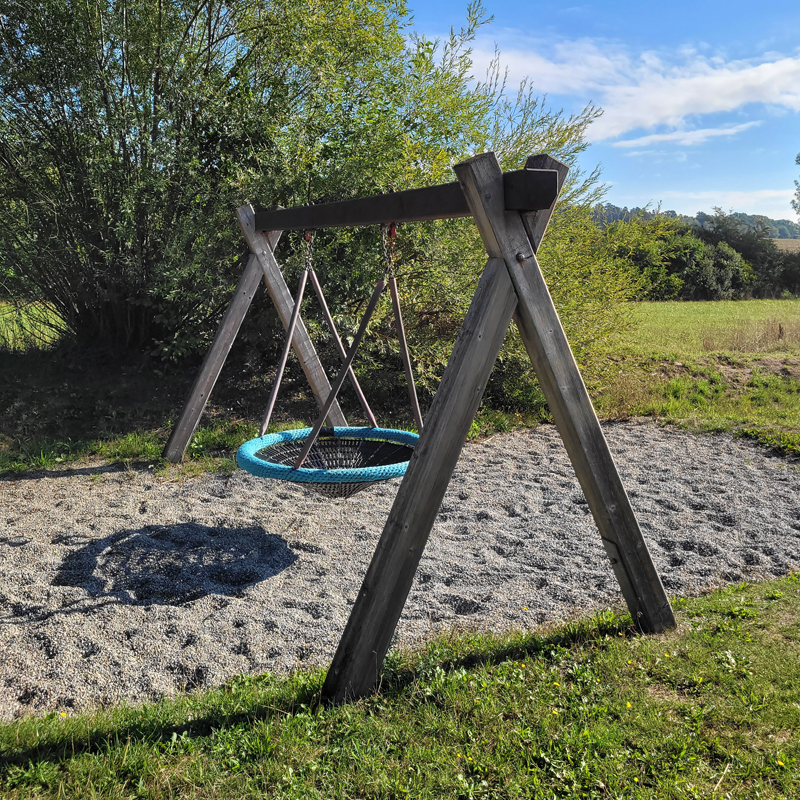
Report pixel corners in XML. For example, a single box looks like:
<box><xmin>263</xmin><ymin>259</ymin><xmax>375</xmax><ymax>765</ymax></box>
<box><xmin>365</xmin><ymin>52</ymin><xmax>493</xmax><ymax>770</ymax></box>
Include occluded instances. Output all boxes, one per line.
<box><xmin>254</xmin><ymin>168</ymin><xmax>559</xmax><ymax>231</ymax></box>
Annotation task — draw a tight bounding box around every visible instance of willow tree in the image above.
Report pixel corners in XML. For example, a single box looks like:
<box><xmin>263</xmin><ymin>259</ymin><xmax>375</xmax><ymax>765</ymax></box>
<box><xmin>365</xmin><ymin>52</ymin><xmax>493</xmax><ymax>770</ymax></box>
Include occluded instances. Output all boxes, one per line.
<box><xmin>0</xmin><ymin>0</ymin><xmax>608</xmax><ymax>378</ymax></box>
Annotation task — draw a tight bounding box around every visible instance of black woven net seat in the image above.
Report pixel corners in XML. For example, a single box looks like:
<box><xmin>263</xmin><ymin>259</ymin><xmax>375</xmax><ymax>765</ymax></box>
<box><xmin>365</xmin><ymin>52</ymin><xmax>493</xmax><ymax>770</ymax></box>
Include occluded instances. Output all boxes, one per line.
<box><xmin>237</xmin><ymin>427</ymin><xmax>418</xmax><ymax>499</ymax></box>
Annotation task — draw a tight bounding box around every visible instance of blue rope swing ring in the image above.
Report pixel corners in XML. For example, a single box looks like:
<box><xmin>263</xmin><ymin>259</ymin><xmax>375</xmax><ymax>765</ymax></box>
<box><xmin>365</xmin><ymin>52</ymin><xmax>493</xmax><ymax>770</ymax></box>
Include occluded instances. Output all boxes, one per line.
<box><xmin>237</xmin><ymin>426</ymin><xmax>419</xmax><ymax>499</ymax></box>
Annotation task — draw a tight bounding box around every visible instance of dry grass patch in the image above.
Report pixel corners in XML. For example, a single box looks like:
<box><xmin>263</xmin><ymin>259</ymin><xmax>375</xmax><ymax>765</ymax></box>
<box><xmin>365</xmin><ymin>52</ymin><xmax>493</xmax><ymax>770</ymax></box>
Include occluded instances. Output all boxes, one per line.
<box><xmin>701</xmin><ymin>318</ymin><xmax>800</xmax><ymax>352</ymax></box>
<box><xmin>774</xmin><ymin>239</ymin><xmax>800</xmax><ymax>253</ymax></box>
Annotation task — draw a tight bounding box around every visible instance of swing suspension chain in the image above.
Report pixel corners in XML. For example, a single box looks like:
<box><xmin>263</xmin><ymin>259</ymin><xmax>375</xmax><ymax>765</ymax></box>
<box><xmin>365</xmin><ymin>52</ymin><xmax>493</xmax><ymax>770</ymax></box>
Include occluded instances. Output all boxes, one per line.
<box><xmin>305</xmin><ymin>229</ymin><xmax>379</xmax><ymax>429</ymax></box>
<box><xmin>303</xmin><ymin>229</ymin><xmax>315</xmax><ymax>272</ymax></box>
<box><xmin>382</xmin><ymin>222</ymin><xmax>424</xmax><ymax>434</ymax></box>
<box><xmin>380</xmin><ymin>222</ymin><xmax>397</xmax><ymax>278</ymax></box>
<box><xmin>261</xmin><ymin>219</ymin><xmax>423</xmax><ymax>470</ymax></box>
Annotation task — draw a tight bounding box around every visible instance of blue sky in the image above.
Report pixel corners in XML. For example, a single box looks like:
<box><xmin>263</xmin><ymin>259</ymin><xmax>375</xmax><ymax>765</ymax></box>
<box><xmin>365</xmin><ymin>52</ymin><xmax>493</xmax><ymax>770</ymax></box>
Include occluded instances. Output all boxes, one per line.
<box><xmin>407</xmin><ymin>1</ymin><xmax>800</xmax><ymax>220</ymax></box>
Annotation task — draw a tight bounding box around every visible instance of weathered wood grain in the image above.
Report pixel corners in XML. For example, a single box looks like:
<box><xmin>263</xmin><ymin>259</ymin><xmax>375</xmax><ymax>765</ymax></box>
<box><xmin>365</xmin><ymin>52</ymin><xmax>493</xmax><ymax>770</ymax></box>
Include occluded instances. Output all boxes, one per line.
<box><xmin>162</xmin><ymin>251</ymin><xmax>274</xmax><ymax>463</ymax></box>
<box><xmin>321</xmin><ymin>258</ymin><xmax>518</xmax><ymax>702</ymax></box>
<box><xmin>237</xmin><ymin>205</ymin><xmax>347</xmax><ymax>427</ymax></box>
<box><xmin>253</xmin><ymin>169</ymin><xmax>558</xmax><ymax>231</ymax></box>
<box><xmin>520</xmin><ymin>154</ymin><xmax>569</xmax><ymax>252</ymax></box>
<box><xmin>454</xmin><ymin>152</ymin><xmax>675</xmax><ymax>634</ymax></box>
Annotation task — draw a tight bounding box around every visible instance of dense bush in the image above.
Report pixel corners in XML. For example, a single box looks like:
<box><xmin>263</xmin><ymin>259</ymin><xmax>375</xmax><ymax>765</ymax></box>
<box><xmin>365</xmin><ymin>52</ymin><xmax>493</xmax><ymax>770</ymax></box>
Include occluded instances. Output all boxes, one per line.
<box><xmin>2</xmin><ymin>0</ymin><xmax>650</xmax><ymax>417</ymax></box>
<box><xmin>596</xmin><ymin>211</ymin><xmax>800</xmax><ymax>301</ymax></box>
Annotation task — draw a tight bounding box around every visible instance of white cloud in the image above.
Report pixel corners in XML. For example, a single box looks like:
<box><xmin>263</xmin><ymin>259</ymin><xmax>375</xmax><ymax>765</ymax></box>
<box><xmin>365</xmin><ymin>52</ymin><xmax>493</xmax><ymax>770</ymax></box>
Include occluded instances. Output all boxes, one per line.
<box><xmin>613</xmin><ymin>122</ymin><xmax>762</xmax><ymax>148</ymax></box>
<box><xmin>472</xmin><ymin>36</ymin><xmax>800</xmax><ymax>141</ymax></box>
<box><xmin>645</xmin><ymin>189</ymin><xmax>796</xmax><ymax>218</ymax></box>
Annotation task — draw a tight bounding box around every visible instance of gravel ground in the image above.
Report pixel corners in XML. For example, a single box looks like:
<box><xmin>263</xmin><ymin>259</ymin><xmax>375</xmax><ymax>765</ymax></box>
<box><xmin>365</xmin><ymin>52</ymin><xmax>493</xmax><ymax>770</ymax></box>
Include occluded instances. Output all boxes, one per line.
<box><xmin>1</xmin><ymin>420</ymin><xmax>799</xmax><ymax>721</ymax></box>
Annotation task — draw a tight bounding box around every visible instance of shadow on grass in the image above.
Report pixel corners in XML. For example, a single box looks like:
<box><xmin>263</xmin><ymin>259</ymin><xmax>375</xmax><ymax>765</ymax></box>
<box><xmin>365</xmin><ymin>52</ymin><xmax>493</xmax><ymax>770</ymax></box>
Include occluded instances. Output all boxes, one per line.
<box><xmin>0</xmin><ymin>609</ymin><xmax>633</xmax><ymax>773</ymax></box>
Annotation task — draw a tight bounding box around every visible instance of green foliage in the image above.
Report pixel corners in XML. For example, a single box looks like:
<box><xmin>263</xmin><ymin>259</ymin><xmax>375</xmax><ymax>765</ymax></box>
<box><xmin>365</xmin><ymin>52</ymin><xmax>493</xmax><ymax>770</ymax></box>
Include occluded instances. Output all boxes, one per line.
<box><xmin>0</xmin><ymin>0</ymin><xmax>635</xmax><ymax>422</ymax></box>
<box><xmin>598</xmin><ymin>214</ymin><xmax>756</xmax><ymax>301</ymax></box>
<box><xmin>1</xmin><ymin>0</ymin><xmax>422</xmax><ymax>352</ymax></box>
<box><xmin>729</xmin><ymin>211</ymin><xmax>800</xmax><ymax>240</ymax></box>
<box><xmin>0</xmin><ymin>301</ymin><xmax>63</xmax><ymax>351</ymax></box>
<box><xmin>594</xmin><ymin>202</ymin><xmax>800</xmax><ymax>240</ymax></box>
<box><xmin>695</xmin><ymin>209</ymin><xmax>798</xmax><ymax>297</ymax></box>
<box><xmin>0</xmin><ymin>0</ymin><xmax>606</xmax><ymax>372</ymax></box>
<box><xmin>595</xmin><ymin>206</ymin><xmax>800</xmax><ymax>299</ymax></box>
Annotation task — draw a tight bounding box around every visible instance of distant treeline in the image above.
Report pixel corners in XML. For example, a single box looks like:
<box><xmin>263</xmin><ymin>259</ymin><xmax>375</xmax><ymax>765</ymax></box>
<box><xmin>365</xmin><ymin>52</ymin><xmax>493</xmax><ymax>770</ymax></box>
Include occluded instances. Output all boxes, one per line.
<box><xmin>591</xmin><ymin>206</ymin><xmax>800</xmax><ymax>301</ymax></box>
<box><xmin>593</xmin><ymin>204</ymin><xmax>800</xmax><ymax>240</ymax></box>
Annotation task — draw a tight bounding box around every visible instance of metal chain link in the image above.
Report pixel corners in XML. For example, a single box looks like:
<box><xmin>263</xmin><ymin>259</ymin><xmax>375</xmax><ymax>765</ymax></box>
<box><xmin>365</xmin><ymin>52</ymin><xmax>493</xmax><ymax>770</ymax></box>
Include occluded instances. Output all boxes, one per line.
<box><xmin>380</xmin><ymin>222</ymin><xmax>396</xmax><ymax>277</ymax></box>
<box><xmin>303</xmin><ymin>230</ymin><xmax>315</xmax><ymax>272</ymax></box>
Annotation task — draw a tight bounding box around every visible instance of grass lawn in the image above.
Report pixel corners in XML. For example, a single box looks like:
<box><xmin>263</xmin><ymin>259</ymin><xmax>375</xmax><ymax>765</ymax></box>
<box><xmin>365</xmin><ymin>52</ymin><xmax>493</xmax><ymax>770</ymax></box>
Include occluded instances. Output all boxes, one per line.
<box><xmin>595</xmin><ymin>299</ymin><xmax>800</xmax><ymax>455</ymax></box>
<box><xmin>1</xmin><ymin>574</ymin><xmax>798</xmax><ymax>798</ymax></box>
<box><xmin>2</xmin><ymin>302</ymin><xmax>799</xmax><ymax>797</ymax></box>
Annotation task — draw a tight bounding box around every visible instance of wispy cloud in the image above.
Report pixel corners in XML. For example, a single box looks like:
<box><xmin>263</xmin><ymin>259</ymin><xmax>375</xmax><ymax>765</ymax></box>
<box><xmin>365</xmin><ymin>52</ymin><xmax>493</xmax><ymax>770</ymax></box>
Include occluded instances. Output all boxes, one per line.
<box><xmin>613</xmin><ymin>122</ymin><xmax>762</xmax><ymax>148</ymax></box>
<box><xmin>651</xmin><ymin>189</ymin><xmax>796</xmax><ymax>218</ymax></box>
<box><xmin>472</xmin><ymin>36</ymin><xmax>800</xmax><ymax>141</ymax></box>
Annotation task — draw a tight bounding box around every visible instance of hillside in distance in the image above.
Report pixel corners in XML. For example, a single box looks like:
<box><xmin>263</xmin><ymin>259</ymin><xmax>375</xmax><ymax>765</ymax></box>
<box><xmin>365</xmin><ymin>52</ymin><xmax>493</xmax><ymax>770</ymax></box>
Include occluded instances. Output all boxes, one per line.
<box><xmin>593</xmin><ymin>204</ymin><xmax>800</xmax><ymax>239</ymax></box>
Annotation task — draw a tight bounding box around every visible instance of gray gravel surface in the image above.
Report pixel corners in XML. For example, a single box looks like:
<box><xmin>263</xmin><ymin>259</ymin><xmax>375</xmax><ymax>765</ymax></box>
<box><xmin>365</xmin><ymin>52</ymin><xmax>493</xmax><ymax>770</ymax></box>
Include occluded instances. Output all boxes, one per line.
<box><xmin>1</xmin><ymin>420</ymin><xmax>799</xmax><ymax>721</ymax></box>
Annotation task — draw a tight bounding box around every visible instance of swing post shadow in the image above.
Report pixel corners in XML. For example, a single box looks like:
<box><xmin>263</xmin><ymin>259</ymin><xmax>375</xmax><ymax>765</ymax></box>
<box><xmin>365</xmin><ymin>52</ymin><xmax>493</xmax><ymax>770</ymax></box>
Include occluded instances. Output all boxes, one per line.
<box><xmin>162</xmin><ymin>152</ymin><xmax>676</xmax><ymax>705</ymax></box>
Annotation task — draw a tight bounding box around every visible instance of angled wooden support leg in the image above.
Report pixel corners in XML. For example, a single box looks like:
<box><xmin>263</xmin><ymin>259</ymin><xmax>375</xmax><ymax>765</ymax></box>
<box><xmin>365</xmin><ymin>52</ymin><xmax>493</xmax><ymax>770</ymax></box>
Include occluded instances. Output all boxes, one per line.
<box><xmin>454</xmin><ymin>152</ymin><xmax>675</xmax><ymax>634</ymax></box>
<box><xmin>321</xmin><ymin>258</ymin><xmax>518</xmax><ymax>703</ymax></box>
<box><xmin>163</xmin><ymin>249</ymin><xmax>277</xmax><ymax>462</ymax></box>
<box><xmin>237</xmin><ymin>205</ymin><xmax>347</xmax><ymax>427</ymax></box>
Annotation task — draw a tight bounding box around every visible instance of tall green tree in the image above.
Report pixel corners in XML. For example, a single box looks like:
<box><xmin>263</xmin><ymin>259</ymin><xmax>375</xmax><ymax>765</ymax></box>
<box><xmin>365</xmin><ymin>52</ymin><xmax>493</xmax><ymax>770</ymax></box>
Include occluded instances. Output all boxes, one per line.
<box><xmin>1</xmin><ymin>0</ymin><xmax>610</xmax><ymax>368</ymax></box>
<box><xmin>1</xmin><ymin>0</ymin><xmax>606</xmax><ymax>363</ymax></box>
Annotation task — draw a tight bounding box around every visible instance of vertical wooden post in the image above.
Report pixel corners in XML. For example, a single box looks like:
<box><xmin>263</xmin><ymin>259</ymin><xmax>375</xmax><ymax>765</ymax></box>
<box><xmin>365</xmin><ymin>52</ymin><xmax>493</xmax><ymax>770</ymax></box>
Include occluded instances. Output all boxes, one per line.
<box><xmin>454</xmin><ymin>152</ymin><xmax>675</xmax><ymax>634</ymax></box>
<box><xmin>321</xmin><ymin>258</ymin><xmax>518</xmax><ymax>702</ymax></box>
<box><xmin>163</xmin><ymin>250</ymin><xmax>275</xmax><ymax>463</ymax></box>
<box><xmin>237</xmin><ymin>205</ymin><xmax>347</xmax><ymax>427</ymax></box>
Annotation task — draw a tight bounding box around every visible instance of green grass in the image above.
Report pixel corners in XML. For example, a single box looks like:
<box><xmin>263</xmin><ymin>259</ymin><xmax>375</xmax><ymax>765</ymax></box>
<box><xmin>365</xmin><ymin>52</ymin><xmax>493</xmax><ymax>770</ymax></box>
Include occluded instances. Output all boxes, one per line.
<box><xmin>2</xmin><ymin>298</ymin><xmax>799</xmax><ymax>472</ymax></box>
<box><xmin>0</xmin><ymin>419</ymin><xmax>286</xmax><ymax>476</ymax></box>
<box><xmin>594</xmin><ymin>299</ymin><xmax>800</xmax><ymax>455</ymax></box>
<box><xmin>0</xmin><ymin>301</ymin><xmax>63</xmax><ymax>351</ymax></box>
<box><xmin>1</xmin><ymin>575</ymin><xmax>798</xmax><ymax>798</ymax></box>
<box><xmin>619</xmin><ymin>300</ymin><xmax>800</xmax><ymax>357</ymax></box>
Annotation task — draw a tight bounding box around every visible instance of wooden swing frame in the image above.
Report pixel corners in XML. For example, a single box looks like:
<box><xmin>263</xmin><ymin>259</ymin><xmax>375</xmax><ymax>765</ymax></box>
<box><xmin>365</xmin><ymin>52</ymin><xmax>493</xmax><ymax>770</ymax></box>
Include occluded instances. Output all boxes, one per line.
<box><xmin>163</xmin><ymin>151</ymin><xmax>675</xmax><ymax>703</ymax></box>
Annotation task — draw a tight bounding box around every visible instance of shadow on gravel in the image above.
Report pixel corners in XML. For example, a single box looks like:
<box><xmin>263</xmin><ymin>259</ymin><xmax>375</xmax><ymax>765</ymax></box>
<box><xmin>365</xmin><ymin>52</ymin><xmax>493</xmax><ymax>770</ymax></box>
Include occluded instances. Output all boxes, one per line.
<box><xmin>44</xmin><ymin>523</ymin><xmax>297</xmax><ymax>610</ymax></box>
<box><xmin>0</xmin><ymin>463</ymin><xmax>128</xmax><ymax>481</ymax></box>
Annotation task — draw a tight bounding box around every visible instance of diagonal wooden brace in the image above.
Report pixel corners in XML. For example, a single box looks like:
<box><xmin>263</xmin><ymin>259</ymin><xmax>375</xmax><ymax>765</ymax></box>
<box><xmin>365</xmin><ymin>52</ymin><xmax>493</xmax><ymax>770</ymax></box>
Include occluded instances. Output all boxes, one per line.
<box><xmin>321</xmin><ymin>257</ymin><xmax>519</xmax><ymax>702</ymax></box>
<box><xmin>454</xmin><ymin>152</ymin><xmax>675</xmax><ymax>634</ymax></box>
<box><xmin>237</xmin><ymin>205</ymin><xmax>347</xmax><ymax>427</ymax></box>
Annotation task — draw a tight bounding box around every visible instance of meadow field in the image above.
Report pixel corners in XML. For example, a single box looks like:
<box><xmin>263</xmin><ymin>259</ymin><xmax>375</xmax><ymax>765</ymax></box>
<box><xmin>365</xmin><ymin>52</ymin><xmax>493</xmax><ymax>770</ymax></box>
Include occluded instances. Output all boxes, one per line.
<box><xmin>595</xmin><ymin>299</ymin><xmax>800</xmax><ymax>455</ymax></box>
<box><xmin>0</xmin><ymin>301</ymin><xmax>62</xmax><ymax>351</ymax></box>
<box><xmin>775</xmin><ymin>239</ymin><xmax>800</xmax><ymax>253</ymax></box>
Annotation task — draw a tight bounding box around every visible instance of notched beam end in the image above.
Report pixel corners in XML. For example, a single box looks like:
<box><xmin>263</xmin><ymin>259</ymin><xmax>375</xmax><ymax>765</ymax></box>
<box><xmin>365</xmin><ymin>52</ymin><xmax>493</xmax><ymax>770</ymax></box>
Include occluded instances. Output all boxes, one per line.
<box><xmin>503</xmin><ymin>168</ymin><xmax>559</xmax><ymax>212</ymax></box>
